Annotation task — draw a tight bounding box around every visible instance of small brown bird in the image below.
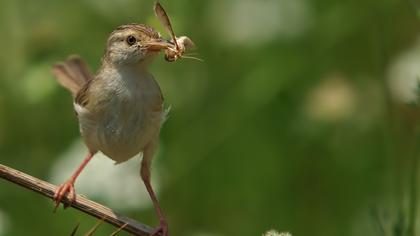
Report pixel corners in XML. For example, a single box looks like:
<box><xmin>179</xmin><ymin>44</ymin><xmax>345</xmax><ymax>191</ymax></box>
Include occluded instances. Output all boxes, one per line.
<box><xmin>52</xmin><ymin>23</ymin><xmax>174</xmax><ymax>236</ymax></box>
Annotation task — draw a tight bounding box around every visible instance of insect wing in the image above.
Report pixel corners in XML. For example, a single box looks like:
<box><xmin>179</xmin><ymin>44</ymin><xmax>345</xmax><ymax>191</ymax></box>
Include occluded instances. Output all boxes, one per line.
<box><xmin>154</xmin><ymin>2</ymin><xmax>180</xmax><ymax>51</ymax></box>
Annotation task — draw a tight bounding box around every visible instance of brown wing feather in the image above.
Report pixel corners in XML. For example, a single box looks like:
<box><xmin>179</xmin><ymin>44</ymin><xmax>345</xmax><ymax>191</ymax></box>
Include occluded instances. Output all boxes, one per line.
<box><xmin>74</xmin><ymin>79</ymin><xmax>92</xmax><ymax>107</ymax></box>
<box><xmin>52</xmin><ymin>55</ymin><xmax>93</xmax><ymax>96</ymax></box>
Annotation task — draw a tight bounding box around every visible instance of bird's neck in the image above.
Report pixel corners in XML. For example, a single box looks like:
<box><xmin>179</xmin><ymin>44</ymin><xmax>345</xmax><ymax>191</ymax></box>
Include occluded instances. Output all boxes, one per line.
<box><xmin>101</xmin><ymin>58</ymin><xmax>151</xmax><ymax>75</ymax></box>
<box><xmin>101</xmin><ymin>52</ymin><xmax>158</xmax><ymax>72</ymax></box>
<box><xmin>97</xmin><ymin>61</ymin><xmax>155</xmax><ymax>90</ymax></box>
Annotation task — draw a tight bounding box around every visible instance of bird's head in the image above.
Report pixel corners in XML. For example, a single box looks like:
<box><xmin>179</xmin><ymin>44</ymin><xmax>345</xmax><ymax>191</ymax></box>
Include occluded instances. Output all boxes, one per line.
<box><xmin>104</xmin><ymin>23</ymin><xmax>170</xmax><ymax>66</ymax></box>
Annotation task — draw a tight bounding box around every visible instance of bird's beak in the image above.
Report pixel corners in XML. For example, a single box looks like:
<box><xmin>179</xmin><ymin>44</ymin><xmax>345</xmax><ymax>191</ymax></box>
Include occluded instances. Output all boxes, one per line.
<box><xmin>144</xmin><ymin>38</ymin><xmax>172</xmax><ymax>52</ymax></box>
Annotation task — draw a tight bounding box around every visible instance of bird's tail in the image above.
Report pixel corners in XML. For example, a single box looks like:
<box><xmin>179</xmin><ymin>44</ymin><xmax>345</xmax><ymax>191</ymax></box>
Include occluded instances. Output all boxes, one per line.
<box><xmin>52</xmin><ymin>55</ymin><xmax>93</xmax><ymax>96</ymax></box>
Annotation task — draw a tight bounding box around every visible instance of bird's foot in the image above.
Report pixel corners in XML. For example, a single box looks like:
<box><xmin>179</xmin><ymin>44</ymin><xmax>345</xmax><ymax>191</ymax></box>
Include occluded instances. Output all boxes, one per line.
<box><xmin>53</xmin><ymin>180</ymin><xmax>76</xmax><ymax>212</ymax></box>
<box><xmin>150</xmin><ymin>219</ymin><xmax>169</xmax><ymax>236</ymax></box>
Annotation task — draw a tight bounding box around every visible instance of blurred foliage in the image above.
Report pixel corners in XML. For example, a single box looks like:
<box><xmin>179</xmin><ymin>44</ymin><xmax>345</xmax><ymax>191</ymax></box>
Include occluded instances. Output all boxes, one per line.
<box><xmin>0</xmin><ymin>0</ymin><xmax>420</xmax><ymax>236</ymax></box>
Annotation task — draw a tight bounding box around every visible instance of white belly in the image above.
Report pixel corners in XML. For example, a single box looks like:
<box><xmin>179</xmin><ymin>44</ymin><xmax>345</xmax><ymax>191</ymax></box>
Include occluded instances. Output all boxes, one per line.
<box><xmin>75</xmin><ymin>71</ymin><xmax>164</xmax><ymax>163</ymax></box>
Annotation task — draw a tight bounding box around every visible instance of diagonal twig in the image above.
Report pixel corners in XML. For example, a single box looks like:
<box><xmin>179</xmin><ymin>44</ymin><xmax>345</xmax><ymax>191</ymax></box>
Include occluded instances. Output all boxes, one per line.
<box><xmin>0</xmin><ymin>163</ymin><xmax>158</xmax><ymax>236</ymax></box>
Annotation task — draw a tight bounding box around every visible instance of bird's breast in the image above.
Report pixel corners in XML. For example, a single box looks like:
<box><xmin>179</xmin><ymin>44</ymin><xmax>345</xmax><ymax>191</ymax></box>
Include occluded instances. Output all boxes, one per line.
<box><xmin>76</xmin><ymin>71</ymin><xmax>164</xmax><ymax>163</ymax></box>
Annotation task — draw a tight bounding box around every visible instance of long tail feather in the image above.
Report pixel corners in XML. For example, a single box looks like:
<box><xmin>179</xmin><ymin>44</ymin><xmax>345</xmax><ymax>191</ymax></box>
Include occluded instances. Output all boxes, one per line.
<box><xmin>52</xmin><ymin>55</ymin><xmax>93</xmax><ymax>96</ymax></box>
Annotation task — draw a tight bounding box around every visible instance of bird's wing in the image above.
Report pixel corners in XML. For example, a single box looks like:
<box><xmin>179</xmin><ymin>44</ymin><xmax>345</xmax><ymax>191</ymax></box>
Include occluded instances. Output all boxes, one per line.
<box><xmin>74</xmin><ymin>78</ymin><xmax>92</xmax><ymax>107</ymax></box>
<box><xmin>52</xmin><ymin>55</ymin><xmax>93</xmax><ymax>96</ymax></box>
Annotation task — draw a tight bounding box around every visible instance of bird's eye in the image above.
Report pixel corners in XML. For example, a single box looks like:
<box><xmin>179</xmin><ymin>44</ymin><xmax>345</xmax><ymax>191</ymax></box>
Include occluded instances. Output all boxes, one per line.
<box><xmin>126</xmin><ymin>35</ymin><xmax>137</xmax><ymax>45</ymax></box>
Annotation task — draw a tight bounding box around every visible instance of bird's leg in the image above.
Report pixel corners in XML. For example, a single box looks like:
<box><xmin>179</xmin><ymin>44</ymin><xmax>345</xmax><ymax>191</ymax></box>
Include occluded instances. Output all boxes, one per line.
<box><xmin>53</xmin><ymin>151</ymin><xmax>95</xmax><ymax>211</ymax></box>
<box><xmin>141</xmin><ymin>144</ymin><xmax>168</xmax><ymax>236</ymax></box>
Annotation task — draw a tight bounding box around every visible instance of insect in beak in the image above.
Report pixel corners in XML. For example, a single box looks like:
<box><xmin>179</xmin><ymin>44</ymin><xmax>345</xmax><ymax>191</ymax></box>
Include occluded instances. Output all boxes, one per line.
<box><xmin>154</xmin><ymin>2</ymin><xmax>202</xmax><ymax>62</ymax></box>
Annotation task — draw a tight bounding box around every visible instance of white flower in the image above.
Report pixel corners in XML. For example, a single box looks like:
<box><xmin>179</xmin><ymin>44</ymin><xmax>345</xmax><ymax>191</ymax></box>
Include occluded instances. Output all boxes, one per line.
<box><xmin>263</xmin><ymin>229</ymin><xmax>292</xmax><ymax>236</ymax></box>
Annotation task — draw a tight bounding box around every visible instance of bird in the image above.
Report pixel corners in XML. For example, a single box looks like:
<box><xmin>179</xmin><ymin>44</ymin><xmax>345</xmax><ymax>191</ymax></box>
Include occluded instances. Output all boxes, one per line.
<box><xmin>51</xmin><ymin>23</ymin><xmax>173</xmax><ymax>236</ymax></box>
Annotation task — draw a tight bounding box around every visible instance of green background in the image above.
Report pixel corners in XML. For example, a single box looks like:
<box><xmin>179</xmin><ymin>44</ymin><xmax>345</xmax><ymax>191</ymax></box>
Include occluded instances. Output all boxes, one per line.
<box><xmin>0</xmin><ymin>0</ymin><xmax>419</xmax><ymax>235</ymax></box>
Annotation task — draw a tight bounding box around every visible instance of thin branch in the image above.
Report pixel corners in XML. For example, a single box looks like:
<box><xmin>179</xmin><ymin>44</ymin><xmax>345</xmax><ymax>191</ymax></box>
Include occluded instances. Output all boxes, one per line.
<box><xmin>0</xmin><ymin>163</ymin><xmax>157</xmax><ymax>236</ymax></box>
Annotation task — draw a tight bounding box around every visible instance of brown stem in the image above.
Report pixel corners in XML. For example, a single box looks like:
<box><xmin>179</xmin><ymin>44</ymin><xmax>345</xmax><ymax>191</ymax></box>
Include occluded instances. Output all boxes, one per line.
<box><xmin>0</xmin><ymin>163</ymin><xmax>159</xmax><ymax>236</ymax></box>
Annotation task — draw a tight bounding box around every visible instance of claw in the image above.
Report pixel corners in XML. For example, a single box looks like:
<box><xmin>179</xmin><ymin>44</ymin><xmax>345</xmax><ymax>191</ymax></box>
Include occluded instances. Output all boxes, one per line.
<box><xmin>53</xmin><ymin>180</ymin><xmax>76</xmax><ymax>212</ymax></box>
<box><xmin>150</xmin><ymin>220</ymin><xmax>169</xmax><ymax>236</ymax></box>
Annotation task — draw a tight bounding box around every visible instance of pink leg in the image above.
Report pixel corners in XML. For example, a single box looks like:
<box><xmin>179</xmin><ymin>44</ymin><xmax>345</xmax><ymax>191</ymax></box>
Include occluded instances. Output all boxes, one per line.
<box><xmin>141</xmin><ymin>145</ymin><xmax>169</xmax><ymax>236</ymax></box>
<box><xmin>53</xmin><ymin>151</ymin><xmax>95</xmax><ymax>211</ymax></box>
